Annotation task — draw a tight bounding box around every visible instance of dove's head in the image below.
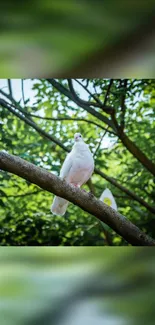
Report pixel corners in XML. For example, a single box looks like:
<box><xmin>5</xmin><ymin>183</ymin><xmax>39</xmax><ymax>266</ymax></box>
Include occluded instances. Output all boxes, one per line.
<box><xmin>74</xmin><ymin>133</ymin><xmax>83</xmax><ymax>142</ymax></box>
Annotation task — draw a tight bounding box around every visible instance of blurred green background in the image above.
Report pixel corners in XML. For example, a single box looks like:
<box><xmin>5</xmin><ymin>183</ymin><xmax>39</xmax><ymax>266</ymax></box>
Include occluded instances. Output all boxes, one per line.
<box><xmin>1</xmin><ymin>0</ymin><xmax>155</xmax><ymax>77</ymax></box>
<box><xmin>0</xmin><ymin>247</ymin><xmax>155</xmax><ymax>325</ymax></box>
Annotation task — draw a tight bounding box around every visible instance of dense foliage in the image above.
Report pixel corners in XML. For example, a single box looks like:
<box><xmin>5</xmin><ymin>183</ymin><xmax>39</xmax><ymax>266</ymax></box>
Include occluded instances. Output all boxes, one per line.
<box><xmin>0</xmin><ymin>79</ymin><xmax>155</xmax><ymax>245</ymax></box>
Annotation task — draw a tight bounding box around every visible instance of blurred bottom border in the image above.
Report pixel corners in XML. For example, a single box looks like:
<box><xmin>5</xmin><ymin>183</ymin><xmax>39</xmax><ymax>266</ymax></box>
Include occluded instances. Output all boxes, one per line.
<box><xmin>0</xmin><ymin>247</ymin><xmax>154</xmax><ymax>325</ymax></box>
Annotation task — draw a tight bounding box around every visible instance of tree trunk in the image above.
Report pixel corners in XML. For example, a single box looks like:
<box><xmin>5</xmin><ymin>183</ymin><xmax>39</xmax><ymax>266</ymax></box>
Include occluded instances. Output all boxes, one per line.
<box><xmin>119</xmin><ymin>131</ymin><xmax>155</xmax><ymax>176</ymax></box>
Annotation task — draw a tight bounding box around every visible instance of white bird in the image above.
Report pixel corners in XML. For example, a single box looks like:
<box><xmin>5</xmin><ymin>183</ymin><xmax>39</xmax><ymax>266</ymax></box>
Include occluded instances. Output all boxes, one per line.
<box><xmin>51</xmin><ymin>133</ymin><xmax>94</xmax><ymax>216</ymax></box>
<box><xmin>100</xmin><ymin>188</ymin><xmax>117</xmax><ymax>211</ymax></box>
<box><xmin>99</xmin><ymin>188</ymin><xmax>117</xmax><ymax>231</ymax></box>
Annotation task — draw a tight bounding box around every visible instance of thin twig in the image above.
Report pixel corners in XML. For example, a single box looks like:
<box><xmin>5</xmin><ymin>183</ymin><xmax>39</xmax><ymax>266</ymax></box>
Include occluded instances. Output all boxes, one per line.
<box><xmin>21</xmin><ymin>79</ymin><xmax>25</xmax><ymax>105</ymax></box>
<box><xmin>120</xmin><ymin>79</ymin><xmax>128</xmax><ymax>131</ymax></box>
<box><xmin>75</xmin><ymin>79</ymin><xmax>103</xmax><ymax>107</ymax></box>
<box><xmin>7</xmin><ymin>79</ymin><xmax>13</xmax><ymax>98</ymax></box>
<box><xmin>103</xmin><ymin>79</ymin><xmax>113</xmax><ymax>106</ymax></box>
<box><xmin>27</xmin><ymin>113</ymin><xmax>116</xmax><ymax>135</ymax></box>
<box><xmin>93</xmin><ymin>127</ymin><xmax>109</xmax><ymax>158</ymax></box>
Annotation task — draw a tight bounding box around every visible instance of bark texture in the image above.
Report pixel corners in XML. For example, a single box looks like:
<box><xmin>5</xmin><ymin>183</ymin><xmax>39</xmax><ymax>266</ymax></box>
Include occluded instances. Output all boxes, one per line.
<box><xmin>0</xmin><ymin>151</ymin><xmax>155</xmax><ymax>246</ymax></box>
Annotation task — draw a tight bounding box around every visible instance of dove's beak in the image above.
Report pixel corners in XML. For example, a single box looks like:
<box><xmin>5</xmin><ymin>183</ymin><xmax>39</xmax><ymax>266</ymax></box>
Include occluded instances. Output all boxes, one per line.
<box><xmin>74</xmin><ymin>133</ymin><xmax>82</xmax><ymax>142</ymax></box>
<box><xmin>75</xmin><ymin>135</ymin><xmax>80</xmax><ymax>141</ymax></box>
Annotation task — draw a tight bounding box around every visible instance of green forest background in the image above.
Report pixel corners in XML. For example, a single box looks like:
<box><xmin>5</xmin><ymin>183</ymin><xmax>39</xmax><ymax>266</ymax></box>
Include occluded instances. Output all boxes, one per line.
<box><xmin>0</xmin><ymin>79</ymin><xmax>155</xmax><ymax>245</ymax></box>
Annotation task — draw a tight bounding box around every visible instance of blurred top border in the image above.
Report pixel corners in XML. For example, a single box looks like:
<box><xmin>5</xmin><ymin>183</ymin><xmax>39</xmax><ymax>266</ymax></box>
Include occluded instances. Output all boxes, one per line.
<box><xmin>1</xmin><ymin>0</ymin><xmax>155</xmax><ymax>78</ymax></box>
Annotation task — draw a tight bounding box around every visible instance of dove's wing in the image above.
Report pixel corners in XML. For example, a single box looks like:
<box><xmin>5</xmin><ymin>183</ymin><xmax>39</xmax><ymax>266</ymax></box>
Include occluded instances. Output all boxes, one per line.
<box><xmin>51</xmin><ymin>152</ymin><xmax>73</xmax><ymax>216</ymax></box>
<box><xmin>59</xmin><ymin>152</ymin><xmax>73</xmax><ymax>180</ymax></box>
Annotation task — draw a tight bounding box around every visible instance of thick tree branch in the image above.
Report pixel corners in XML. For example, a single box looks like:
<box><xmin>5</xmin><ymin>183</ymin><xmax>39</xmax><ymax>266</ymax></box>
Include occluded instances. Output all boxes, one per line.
<box><xmin>95</xmin><ymin>168</ymin><xmax>155</xmax><ymax>214</ymax></box>
<box><xmin>0</xmin><ymin>151</ymin><xmax>154</xmax><ymax>246</ymax></box>
<box><xmin>86</xmin><ymin>178</ymin><xmax>113</xmax><ymax>246</ymax></box>
<box><xmin>118</xmin><ymin>130</ymin><xmax>155</xmax><ymax>177</ymax></box>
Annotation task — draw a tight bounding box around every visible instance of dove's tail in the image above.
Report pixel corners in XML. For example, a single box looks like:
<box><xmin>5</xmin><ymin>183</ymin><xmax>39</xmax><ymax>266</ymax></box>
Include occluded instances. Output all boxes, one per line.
<box><xmin>51</xmin><ymin>196</ymin><xmax>69</xmax><ymax>216</ymax></box>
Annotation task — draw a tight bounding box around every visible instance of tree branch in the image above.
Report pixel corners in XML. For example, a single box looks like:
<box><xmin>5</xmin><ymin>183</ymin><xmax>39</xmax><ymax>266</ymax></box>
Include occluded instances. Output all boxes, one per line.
<box><xmin>0</xmin><ymin>98</ymin><xmax>68</xmax><ymax>152</ymax></box>
<box><xmin>47</xmin><ymin>78</ymin><xmax>116</xmax><ymax>130</ymax></box>
<box><xmin>120</xmin><ymin>79</ymin><xmax>128</xmax><ymax>131</ymax></box>
<box><xmin>103</xmin><ymin>79</ymin><xmax>113</xmax><ymax>106</ymax></box>
<box><xmin>95</xmin><ymin>168</ymin><xmax>155</xmax><ymax>214</ymax></box>
<box><xmin>7</xmin><ymin>79</ymin><xmax>13</xmax><ymax>98</ymax></box>
<box><xmin>0</xmin><ymin>151</ymin><xmax>154</xmax><ymax>246</ymax></box>
<box><xmin>93</xmin><ymin>127</ymin><xmax>109</xmax><ymax>158</ymax></box>
<box><xmin>86</xmin><ymin>178</ymin><xmax>113</xmax><ymax>246</ymax></box>
<box><xmin>26</xmin><ymin>114</ymin><xmax>116</xmax><ymax>135</ymax></box>
<box><xmin>74</xmin><ymin>79</ymin><xmax>104</xmax><ymax>108</ymax></box>
<box><xmin>68</xmin><ymin>78</ymin><xmax>114</xmax><ymax>116</ymax></box>
<box><xmin>118</xmin><ymin>130</ymin><xmax>155</xmax><ymax>177</ymax></box>
<box><xmin>75</xmin><ymin>78</ymin><xmax>114</xmax><ymax>114</ymax></box>
<box><xmin>21</xmin><ymin>79</ymin><xmax>25</xmax><ymax>105</ymax></box>
<box><xmin>1</xmin><ymin>86</ymin><xmax>115</xmax><ymax>136</ymax></box>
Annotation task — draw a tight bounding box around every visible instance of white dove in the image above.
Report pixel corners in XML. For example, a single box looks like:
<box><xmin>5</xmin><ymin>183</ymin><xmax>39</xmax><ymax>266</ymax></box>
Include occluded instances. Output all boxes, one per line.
<box><xmin>51</xmin><ymin>133</ymin><xmax>94</xmax><ymax>216</ymax></box>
